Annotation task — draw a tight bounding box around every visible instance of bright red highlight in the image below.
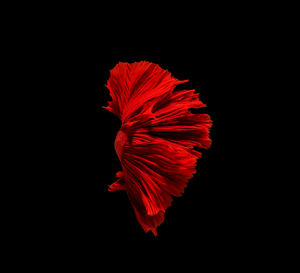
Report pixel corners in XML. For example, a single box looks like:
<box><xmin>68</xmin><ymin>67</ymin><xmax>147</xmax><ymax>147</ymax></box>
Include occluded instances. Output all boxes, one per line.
<box><xmin>103</xmin><ymin>61</ymin><xmax>212</xmax><ymax>235</ymax></box>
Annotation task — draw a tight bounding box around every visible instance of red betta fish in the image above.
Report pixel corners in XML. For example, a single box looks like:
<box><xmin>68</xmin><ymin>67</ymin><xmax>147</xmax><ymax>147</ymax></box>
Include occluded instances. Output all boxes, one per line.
<box><xmin>103</xmin><ymin>61</ymin><xmax>212</xmax><ymax>236</ymax></box>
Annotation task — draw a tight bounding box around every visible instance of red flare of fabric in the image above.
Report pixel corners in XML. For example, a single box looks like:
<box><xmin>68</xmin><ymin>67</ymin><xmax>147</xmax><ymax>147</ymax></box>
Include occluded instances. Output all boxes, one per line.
<box><xmin>103</xmin><ymin>61</ymin><xmax>212</xmax><ymax>236</ymax></box>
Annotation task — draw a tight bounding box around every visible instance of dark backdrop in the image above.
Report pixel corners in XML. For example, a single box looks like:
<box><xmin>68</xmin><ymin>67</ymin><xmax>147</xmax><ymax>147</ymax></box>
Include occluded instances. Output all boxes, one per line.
<box><xmin>27</xmin><ymin>23</ymin><xmax>260</xmax><ymax>264</ymax></box>
<box><xmin>5</xmin><ymin>3</ymin><xmax>277</xmax><ymax>269</ymax></box>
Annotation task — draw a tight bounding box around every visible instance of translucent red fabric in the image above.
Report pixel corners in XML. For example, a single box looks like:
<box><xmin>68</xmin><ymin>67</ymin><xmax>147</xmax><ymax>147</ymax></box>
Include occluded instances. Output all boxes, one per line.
<box><xmin>103</xmin><ymin>61</ymin><xmax>212</xmax><ymax>235</ymax></box>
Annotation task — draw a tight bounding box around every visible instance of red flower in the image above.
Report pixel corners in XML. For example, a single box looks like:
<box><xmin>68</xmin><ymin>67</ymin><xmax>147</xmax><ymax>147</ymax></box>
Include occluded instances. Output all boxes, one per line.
<box><xmin>103</xmin><ymin>61</ymin><xmax>212</xmax><ymax>235</ymax></box>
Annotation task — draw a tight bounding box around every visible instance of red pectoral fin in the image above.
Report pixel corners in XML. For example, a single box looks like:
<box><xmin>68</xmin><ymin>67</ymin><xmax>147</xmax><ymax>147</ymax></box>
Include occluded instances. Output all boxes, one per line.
<box><xmin>108</xmin><ymin>171</ymin><xmax>126</xmax><ymax>192</ymax></box>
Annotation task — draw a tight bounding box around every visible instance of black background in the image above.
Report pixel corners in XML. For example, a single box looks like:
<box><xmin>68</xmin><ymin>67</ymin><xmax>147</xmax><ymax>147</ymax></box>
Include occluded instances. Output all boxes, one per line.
<box><xmin>4</xmin><ymin>2</ymin><xmax>288</xmax><ymax>268</ymax></box>
<box><xmin>17</xmin><ymin>15</ymin><xmax>267</xmax><ymax>266</ymax></box>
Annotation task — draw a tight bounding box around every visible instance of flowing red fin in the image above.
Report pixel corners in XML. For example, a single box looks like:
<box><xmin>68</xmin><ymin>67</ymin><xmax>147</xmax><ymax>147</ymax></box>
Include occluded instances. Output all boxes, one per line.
<box><xmin>103</xmin><ymin>61</ymin><xmax>212</xmax><ymax>235</ymax></box>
